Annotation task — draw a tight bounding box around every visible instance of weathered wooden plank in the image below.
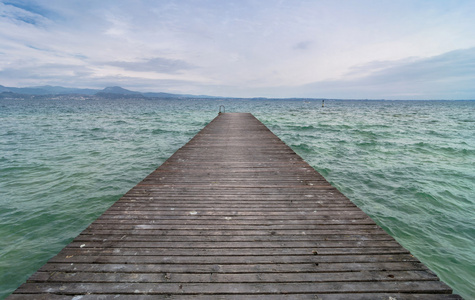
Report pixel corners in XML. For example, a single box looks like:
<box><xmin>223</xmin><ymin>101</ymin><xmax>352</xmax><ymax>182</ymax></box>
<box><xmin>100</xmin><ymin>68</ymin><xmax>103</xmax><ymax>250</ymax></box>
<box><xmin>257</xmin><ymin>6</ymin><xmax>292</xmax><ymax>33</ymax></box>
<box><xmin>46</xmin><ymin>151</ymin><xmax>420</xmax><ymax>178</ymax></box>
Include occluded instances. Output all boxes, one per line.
<box><xmin>28</xmin><ymin>270</ymin><xmax>438</xmax><ymax>283</ymax></box>
<box><xmin>37</xmin><ymin>262</ymin><xmax>432</xmax><ymax>273</ymax></box>
<box><xmin>107</xmin><ymin>205</ymin><xmax>359</xmax><ymax>210</ymax></box>
<box><xmin>95</xmin><ymin>214</ymin><xmax>372</xmax><ymax>221</ymax></box>
<box><xmin>110</xmin><ymin>202</ymin><xmax>356</xmax><ymax>208</ymax></box>
<box><xmin>90</xmin><ymin>218</ymin><xmax>377</xmax><ymax>225</ymax></box>
<box><xmin>47</xmin><ymin>254</ymin><xmax>418</xmax><ymax>264</ymax></box>
<box><xmin>67</xmin><ymin>240</ymin><xmax>403</xmax><ymax>248</ymax></box>
<box><xmin>8</xmin><ymin>113</ymin><xmax>457</xmax><ymax>298</ymax></box>
<box><xmin>13</xmin><ymin>281</ymin><xmax>453</xmax><ymax>295</ymax></box>
<box><xmin>100</xmin><ymin>210</ymin><xmax>366</xmax><ymax>216</ymax></box>
<box><xmin>79</xmin><ymin>229</ymin><xmax>388</xmax><ymax>237</ymax></box>
<box><xmin>54</xmin><ymin>247</ymin><xmax>411</xmax><ymax>256</ymax></box>
<box><xmin>7</xmin><ymin>294</ymin><xmax>464</xmax><ymax>300</ymax></box>
<box><xmin>84</xmin><ymin>224</ymin><xmax>382</xmax><ymax>230</ymax></box>
<box><xmin>71</xmin><ymin>234</ymin><xmax>396</xmax><ymax>243</ymax></box>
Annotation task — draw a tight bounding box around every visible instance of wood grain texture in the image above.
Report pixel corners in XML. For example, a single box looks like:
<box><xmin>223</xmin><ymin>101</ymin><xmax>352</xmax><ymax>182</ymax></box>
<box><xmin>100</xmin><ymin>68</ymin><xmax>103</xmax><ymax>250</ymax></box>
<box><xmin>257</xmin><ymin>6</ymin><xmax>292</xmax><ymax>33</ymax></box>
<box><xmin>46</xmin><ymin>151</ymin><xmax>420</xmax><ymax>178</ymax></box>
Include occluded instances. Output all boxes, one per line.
<box><xmin>8</xmin><ymin>113</ymin><xmax>460</xmax><ymax>299</ymax></box>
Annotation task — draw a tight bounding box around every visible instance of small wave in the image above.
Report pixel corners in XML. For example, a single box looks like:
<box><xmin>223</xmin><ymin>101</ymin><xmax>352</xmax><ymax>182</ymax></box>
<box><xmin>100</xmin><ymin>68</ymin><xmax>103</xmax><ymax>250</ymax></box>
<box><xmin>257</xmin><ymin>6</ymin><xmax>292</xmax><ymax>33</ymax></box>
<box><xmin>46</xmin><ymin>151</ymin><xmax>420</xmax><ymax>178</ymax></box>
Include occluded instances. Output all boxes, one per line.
<box><xmin>113</xmin><ymin>120</ymin><xmax>128</xmax><ymax>125</ymax></box>
<box><xmin>355</xmin><ymin>141</ymin><xmax>377</xmax><ymax>148</ymax></box>
<box><xmin>152</xmin><ymin>128</ymin><xmax>175</xmax><ymax>134</ymax></box>
<box><xmin>439</xmin><ymin>146</ymin><xmax>475</xmax><ymax>156</ymax></box>
<box><xmin>410</xmin><ymin>142</ymin><xmax>475</xmax><ymax>157</ymax></box>
<box><xmin>291</xmin><ymin>143</ymin><xmax>314</xmax><ymax>153</ymax></box>
<box><xmin>317</xmin><ymin>124</ymin><xmax>352</xmax><ymax>130</ymax></box>
<box><xmin>290</xmin><ymin>125</ymin><xmax>317</xmax><ymax>131</ymax></box>
<box><xmin>424</xmin><ymin>130</ymin><xmax>449</xmax><ymax>138</ymax></box>
<box><xmin>2</xmin><ymin>130</ymin><xmax>17</xmax><ymax>136</ymax></box>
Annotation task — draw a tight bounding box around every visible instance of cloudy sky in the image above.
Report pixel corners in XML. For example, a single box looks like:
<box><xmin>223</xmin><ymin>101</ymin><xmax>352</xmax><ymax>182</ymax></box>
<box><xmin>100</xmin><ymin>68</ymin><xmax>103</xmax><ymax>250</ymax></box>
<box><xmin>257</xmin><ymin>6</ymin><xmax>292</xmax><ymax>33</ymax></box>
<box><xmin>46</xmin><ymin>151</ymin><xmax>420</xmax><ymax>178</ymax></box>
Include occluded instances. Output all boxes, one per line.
<box><xmin>1</xmin><ymin>0</ymin><xmax>475</xmax><ymax>99</ymax></box>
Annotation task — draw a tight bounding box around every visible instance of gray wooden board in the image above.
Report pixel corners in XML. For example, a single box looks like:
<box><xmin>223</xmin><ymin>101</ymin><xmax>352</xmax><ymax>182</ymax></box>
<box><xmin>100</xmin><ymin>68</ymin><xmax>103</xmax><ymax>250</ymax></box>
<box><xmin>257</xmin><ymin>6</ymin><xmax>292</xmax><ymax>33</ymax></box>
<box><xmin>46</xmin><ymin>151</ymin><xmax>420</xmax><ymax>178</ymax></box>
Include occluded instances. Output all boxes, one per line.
<box><xmin>8</xmin><ymin>113</ymin><xmax>459</xmax><ymax>299</ymax></box>
<box><xmin>6</xmin><ymin>294</ymin><xmax>463</xmax><ymax>300</ymax></box>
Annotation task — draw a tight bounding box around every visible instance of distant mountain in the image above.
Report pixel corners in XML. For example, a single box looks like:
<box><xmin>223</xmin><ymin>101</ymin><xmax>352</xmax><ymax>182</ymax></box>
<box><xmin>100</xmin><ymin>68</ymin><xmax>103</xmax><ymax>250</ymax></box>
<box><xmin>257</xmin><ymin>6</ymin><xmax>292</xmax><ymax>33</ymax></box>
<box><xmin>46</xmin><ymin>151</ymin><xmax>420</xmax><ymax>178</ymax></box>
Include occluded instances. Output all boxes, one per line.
<box><xmin>0</xmin><ymin>85</ymin><xmax>10</xmax><ymax>92</ymax></box>
<box><xmin>0</xmin><ymin>85</ymin><xmax>99</xmax><ymax>95</ymax></box>
<box><xmin>40</xmin><ymin>85</ymin><xmax>98</xmax><ymax>95</ymax></box>
<box><xmin>94</xmin><ymin>86</ymin><xmax>146</xmax><ymax>99</ymax></box>
<box><xmin>143</xmin><ymin>92</ymin><xmax>185</xmax><ymax>98</ymax></box>
<box><xmin>96</xmin><ymin>86</ymin><xmax>142</xmax><ymax>95</ymax></box>
<box><xmin>0</xmin><ymin>84</ymin><xmax>219</xmax><ymax>99</ymax></box>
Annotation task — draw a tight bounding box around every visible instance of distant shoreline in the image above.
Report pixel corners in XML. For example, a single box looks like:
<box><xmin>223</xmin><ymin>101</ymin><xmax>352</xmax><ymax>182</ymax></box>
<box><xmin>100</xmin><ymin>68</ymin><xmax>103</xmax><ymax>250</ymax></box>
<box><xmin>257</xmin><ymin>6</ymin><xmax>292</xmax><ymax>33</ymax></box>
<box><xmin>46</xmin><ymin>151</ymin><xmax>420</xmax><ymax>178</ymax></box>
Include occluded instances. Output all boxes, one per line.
<box><xmin>1</xmin><ymin>85</ymin><xmax>474</xmax><ymax>101</ymax></box>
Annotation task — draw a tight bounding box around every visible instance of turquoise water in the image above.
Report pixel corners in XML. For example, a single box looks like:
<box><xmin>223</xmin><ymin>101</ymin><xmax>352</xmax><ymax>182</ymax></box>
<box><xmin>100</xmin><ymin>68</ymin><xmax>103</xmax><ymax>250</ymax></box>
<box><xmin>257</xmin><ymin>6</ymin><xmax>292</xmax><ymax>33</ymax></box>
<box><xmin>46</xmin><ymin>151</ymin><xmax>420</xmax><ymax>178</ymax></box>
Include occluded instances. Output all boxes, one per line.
<box><xmin>0</xmin><ymin>99</ymin><xmax>474</xmax><ymax>299</ymax></box>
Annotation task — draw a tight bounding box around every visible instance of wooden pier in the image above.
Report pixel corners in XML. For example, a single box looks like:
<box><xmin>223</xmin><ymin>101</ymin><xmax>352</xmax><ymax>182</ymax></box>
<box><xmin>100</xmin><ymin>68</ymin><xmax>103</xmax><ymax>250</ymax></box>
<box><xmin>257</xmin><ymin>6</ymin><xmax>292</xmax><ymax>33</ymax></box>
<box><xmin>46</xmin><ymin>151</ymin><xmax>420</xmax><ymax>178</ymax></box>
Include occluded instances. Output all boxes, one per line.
<box><xmin>9</xmin><ymin>113</ymin><xmax>460</xmax><ymax>299</ymax></box>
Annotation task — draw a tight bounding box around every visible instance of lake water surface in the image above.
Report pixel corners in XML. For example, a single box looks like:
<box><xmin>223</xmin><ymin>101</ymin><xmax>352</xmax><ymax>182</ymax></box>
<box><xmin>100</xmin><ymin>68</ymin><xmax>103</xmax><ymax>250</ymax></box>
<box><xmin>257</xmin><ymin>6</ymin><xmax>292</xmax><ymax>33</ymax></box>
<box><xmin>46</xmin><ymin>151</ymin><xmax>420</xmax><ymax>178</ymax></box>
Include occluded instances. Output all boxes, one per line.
<box><xmin>1</xmin><ymin>98</ymin><xmax>474</xmax><ymax>299</ymax></box>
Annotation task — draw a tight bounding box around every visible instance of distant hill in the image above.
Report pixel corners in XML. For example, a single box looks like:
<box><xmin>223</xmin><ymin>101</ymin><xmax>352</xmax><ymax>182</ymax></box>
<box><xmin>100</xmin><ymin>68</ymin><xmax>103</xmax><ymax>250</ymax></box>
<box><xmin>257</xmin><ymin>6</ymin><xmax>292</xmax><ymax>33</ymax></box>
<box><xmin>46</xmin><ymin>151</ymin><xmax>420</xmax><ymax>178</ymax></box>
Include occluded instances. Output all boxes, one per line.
<box><xmin>95</xmin><ymin>86</ymin><xmax>145</xmax><ymax>98</ymax></box>
<box><xmin>96</xmin><ymin>86</ymin><xmax>142</xmax><ymax>95</ymax></box>
<box><xmin>0</xmin><ymin>84</ymin><xmax>217</xmax><ymax>99</ymax></box>
<box><xmin>0</xmin><ymin>85</ymin><xmax>98</xmax><ymax>95</ymax></box>
<box><xmin>143</xmin><ymin>92</ymin><xmax>184</xmax><ymax>98</ymax></box>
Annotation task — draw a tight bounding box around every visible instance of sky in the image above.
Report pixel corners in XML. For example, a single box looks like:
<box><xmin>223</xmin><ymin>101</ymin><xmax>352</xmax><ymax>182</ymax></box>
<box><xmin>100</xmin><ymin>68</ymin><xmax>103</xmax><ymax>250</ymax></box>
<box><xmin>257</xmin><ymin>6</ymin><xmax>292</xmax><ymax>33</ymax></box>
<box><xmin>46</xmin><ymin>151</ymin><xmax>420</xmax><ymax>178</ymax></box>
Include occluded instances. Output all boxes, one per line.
<box><xmin>1</xmin><ymin>0</ymin><xmax>475</xmax><ymax>99</ymax></box>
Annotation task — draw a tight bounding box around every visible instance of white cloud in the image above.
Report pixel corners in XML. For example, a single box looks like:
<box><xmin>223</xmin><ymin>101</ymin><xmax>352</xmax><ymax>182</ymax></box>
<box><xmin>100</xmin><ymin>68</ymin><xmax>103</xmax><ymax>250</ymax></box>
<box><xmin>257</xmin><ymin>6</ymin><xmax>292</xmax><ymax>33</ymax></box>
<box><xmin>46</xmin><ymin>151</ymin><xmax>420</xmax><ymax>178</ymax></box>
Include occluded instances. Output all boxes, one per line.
<box><xmin>297</xmin><ymin>47</ymin><xmax>475</xmax><ymax>100</ymax></box>
<box><xmin>106</xmin><ymin>57</ymin><xmax>195</xmax><ymax>74</ymax></box>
